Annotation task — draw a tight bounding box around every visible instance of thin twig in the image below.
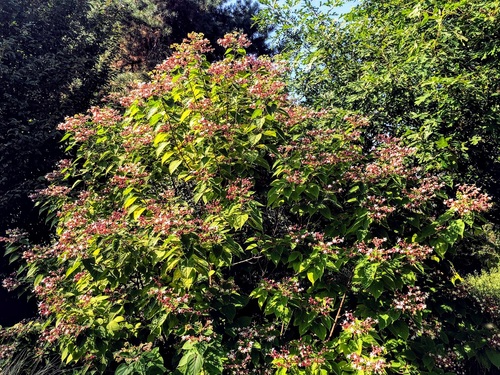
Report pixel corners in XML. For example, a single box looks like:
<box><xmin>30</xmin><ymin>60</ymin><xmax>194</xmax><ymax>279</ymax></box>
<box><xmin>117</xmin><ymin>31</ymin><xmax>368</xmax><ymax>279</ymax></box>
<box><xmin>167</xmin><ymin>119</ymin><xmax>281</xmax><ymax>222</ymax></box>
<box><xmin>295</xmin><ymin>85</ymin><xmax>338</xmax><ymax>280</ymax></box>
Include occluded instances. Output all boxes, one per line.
<box><xmin>328</xmin><ymin>291</ymin><xmax>347</xmax><ymax>340</ymax></box>
<box><xmin>231</xmin><ymin>255</ymin><xmax>264</xmax><ymax>266</ymax></box>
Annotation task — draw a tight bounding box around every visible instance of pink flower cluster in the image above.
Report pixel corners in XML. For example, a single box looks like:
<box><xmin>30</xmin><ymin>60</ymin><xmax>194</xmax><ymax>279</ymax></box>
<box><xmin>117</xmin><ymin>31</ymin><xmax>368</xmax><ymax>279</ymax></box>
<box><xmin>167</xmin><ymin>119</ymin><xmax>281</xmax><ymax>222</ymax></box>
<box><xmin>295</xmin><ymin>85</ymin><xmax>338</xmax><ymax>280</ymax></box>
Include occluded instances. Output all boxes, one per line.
<box><xmin>364</xmin><ymin>195</ymin><xmax>395</xmax><ymax>221</ymax></box>
<box><xmin>354</xmin><ymin>238</ymin><xmax>432</xmax><ymax>264</ymax></box>
<box><xmin>29</xmin><ymin>185</ymin><xmax>71</xmax><ymax>200</ymax></box>
<box><xmin>341</xmin><ymin>312</ymin><xmax>378</xmax><ymax>335</ymax></box>
<box><xmin>346</xmin><ymin>348</ymin><xmax>387</xmax><ymax>374</ymax></box>
<box><xmin>283</xmin><ymin>169</ymin><xmax>305</xmax><ymax>184</ymax></box>
<box><xmin>488</xmin><ymin>333</ymin><xmax>500</xmax><ymax>348</ymax></box>
<box><xmin>57</xmin><ymin>113</ymin><xmax>93</xmax><ymax>142</ymax></box>
<box><xmin>121</xmin><ymin>124</ymin><xmax>154</xmax><ymax>152</ymax></box>
<box><xmin>0</xmin><ymin>228</ymin><xmax>27</xmax><ymax>244</ymax></box>
<box><xmin>270</xmin><ymin>343</ymin><xmax>326</xmax><ymax>369</ymax></box>
<box><xmin>89</xmin><ymin>106</ymin><xmax>122</xmax><ymax>127</ymax></box>
<box><xmin>153</xmin><ymin>33</ymin><xmax>213</xmax><ymax>76</ymax></box>
<box><xmin>445</xmin><ymin>184</ymin><xmax>492</xmax><ymax>216</ymax></box>
<box><xmin>114</xmin><ymin>342</ymin><xmax>154</xmax><ymax>364</ymax></box>
<box><xmin>226</xmin><ymin>178</ymin><xmax>254</xmax><ymax>203</ymax></box>
<box><xmin>140</xmin><ymin>200</ymin><xmax>192</xmax><ymax>233</ymax></box>
<box><xmin>287</xmin><ymin>227</ymin><xmax>345</xmax><ymax>256</ymax></box>
<box><xmin>343</xmin><ymin>114</ymin><xmax>370</xmax><ymax>128</ymax></box>
<box><xmin>260</xmin><ymin>277</ymin><xmax>304</xmax><ymax>298</ymax></box>
<box><xmin>21</xmin><ymin>245</ymin><xmax>50</xmax><ymax>263</ymax></box>
<box><xmin>1</xmin><ymin>275</ymin><xmax>19</xmax><ymax>292</ymax></box>
<box><xmin>193</xmin><ymin>117</ymin><xmax>232</xmax><ymax>138</ymax></box>
<box><xmin>408</xmin><ymin>317</ymin><xmax>442</xmax><ymax>339</ymax></box>
<box><xmin>277</xmin><ymin>106</ymin><xmax>325</xmax><ymax>129</ymax></box>
<box><xmin>44</xmin><ymin>158</ymin><xmax>71</xmax><ymax>182</ymax></box>
<box><xmin>85</xmin><ymin>210</ymin><xmax>127</xmax><ymax>237</ymax></box>
<box><xmin>0</xmin><ymin>343</ymin><xmax>15</xmax><ymax>360</ymax></box>
<box><xmin>430</xmin><ymin>350</ymin><xmax>466</xmax><ymax>375</ymax></box>
<box><xmin>225</xmin><ymin>324</ymin><xmax>277</xmax><ymax>374</ymax></box>
<box><xmin>148</xmin><ymin>288</ymin><xmax>194</xmax><ymax>315</ymax></box>
<box><xmin>217</xmin><ymin>32</ymin><xmax>252</xmax><ymax>49</ymax></box>
<box><xmin>345</xmin><ymin>136</ymin><xmax>416</xmax><ymax>182</ymax></box>
<box><xmin>393</xmin><ymin>286</ymin><xmax>428</xmax><ymax>315</ymax></box>
<box><xmin>249</xmin><ymin>79</ymin><xmax>286</xmax><ymax>100</ymax></box>
<box><xmin>404</xmin><ymin>175</ymin><xmax>444</xmax><ymax>211</ymax></box>
<box><xmin>33</xmin><ymin>272</ymin><xmax>67</xmax><ymax>317</ymax></box>
<box><xmin>393</xmin><ymin>240</ymin><xmax>433</xmax><ymax>264</ymax></box>
<box><xmin>39</xmin><ymin>317</ymin><xmax>86</xmax><ymax>344</ymax></box>
<box><xmin>110</xmin><ymin>163</ymin><xmax>149</xmax><ymax>188</ymax></box>
<box><xmin>307</xmin><ymin>296</ymin><xmax>335</xmax><ymax>316</ymax></box>
<box><xmin>119</xmin><ymin>82</ymin><xmax>157</xmax><ymax>107</ymax></box>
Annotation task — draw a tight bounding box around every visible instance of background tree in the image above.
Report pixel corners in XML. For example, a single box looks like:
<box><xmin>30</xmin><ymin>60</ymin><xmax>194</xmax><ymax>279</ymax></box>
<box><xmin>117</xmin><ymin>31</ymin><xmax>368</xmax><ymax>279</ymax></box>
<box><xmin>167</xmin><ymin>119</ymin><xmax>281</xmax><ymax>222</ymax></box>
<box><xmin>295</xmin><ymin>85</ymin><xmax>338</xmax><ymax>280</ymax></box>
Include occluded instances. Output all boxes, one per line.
<box><xmin>112</xmin><ymin>0</ymin><xmax>273</xmax><ymax>71</ymax></box>
<box><xmin>0</xmin><ymin>0</ymin><xmax>120</xmax><ymax>325</ymax></box>
<box><xmin>257</xmin><ymin>0</ymin><xmax>500</xmax><ymax>269</ymax></box>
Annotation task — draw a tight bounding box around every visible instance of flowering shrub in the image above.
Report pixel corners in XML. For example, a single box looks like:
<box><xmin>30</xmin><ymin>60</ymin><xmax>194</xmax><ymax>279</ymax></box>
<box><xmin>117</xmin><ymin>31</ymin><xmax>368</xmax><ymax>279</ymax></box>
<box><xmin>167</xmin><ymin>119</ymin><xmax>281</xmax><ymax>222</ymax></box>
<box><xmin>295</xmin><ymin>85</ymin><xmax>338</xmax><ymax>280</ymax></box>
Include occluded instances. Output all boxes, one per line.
<box><xmin>1</xmin><ymin>32</ymin><xmax>499</xmax><ymax>374</ymax></box>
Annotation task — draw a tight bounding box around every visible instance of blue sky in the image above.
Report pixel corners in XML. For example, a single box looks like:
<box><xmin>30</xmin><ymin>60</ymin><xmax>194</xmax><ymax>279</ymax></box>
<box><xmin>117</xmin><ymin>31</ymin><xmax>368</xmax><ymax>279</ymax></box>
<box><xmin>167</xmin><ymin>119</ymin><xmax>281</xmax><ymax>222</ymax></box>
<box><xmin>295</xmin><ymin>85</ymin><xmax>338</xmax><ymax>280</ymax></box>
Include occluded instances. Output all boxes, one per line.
<box><xmin>228</xmin><ymin>0</ymin><xmax>358</xmax><ymax>15</ymax></box>
<box><xmin>254</xmin><ymin>0</ymin><xmax>358</xmax><ymax>14</ymax></box>
<box><xmin>306</xmin><ymin>0</ymin><xmax>357</xmax><ymax>14</ymax></box>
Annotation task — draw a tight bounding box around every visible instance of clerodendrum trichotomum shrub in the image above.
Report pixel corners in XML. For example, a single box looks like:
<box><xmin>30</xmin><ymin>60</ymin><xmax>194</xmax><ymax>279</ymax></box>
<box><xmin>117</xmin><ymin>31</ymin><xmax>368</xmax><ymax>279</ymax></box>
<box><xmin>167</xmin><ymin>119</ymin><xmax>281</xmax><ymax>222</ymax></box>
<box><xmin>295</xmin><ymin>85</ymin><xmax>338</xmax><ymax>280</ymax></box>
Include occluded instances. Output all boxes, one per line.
<box><xmin>1</xmin><ymin>33</ymin><xmax>499</xmax><ymax>375</ymax></box>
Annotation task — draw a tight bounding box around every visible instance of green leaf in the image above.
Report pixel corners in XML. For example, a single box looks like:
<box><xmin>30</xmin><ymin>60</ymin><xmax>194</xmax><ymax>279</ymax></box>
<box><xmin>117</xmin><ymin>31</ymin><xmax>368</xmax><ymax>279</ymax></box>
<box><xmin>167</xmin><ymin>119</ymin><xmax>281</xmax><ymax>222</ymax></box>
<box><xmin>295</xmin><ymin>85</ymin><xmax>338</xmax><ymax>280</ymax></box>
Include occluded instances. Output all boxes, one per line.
<box><xmin>124</xmin><ymin>195</ymin><xmax>138</xmax><ymax>209</ymax></box>
<box><xmin>133</xmin><ymin>207</ymin><xmax>146</xmax><ymax>220</ymax></box>
<box><xmin>435</xmin><ymin>136</ymin><xmax>449</xmax><ymax>149</ymax></box>
<box><xmin>306</xmin><ymin>265</ymin><xmax>324</xmax><ymax>285</ymax></box>
<box><xmin>161</xmin><ymin>150</ymin><xmax>175</xmax><ymax>164</ymax></box>
<box><xmin>432</xmin><ymin>238</ymin><xmax>448</xmax><ymax>258</ymax></box>
<box><xmin>486</xmin><ymin>349</ymin><xmax>500</xmax><ymax>369</ymax></box>
<box><xmin>311</xmin><ymin>323</ymin><xmax>327</xmax><ymax>340</ymax></box>
<box><xmin>156</xmin><ymin>142</ymin><xmax>169</xmax><ymax>157</ymax></box>
<box><xmin>443</xmin><ymin>219</ymin><xmax>465</xmax><ymax>245</ymax></box>
<box><xmin>65</xmin><ymin>260</ymin><xmax>82</xmax><ymax>278</ymax></box>
<box><xmin>305</xmin><ymin>184</ymin><xmax>320</xmax><ymax>200</ymax></box>
<box><xmin>106</xmin><ymin>317</ymin><xmax>122</xmax><ymax>333</ymax></box>
<box><xmin>389</xmin><ymin>320</ymin><xmax>409</xmax><ymax>341</ymax></box>
<box><xmin>249</xmin><ymin>133</ymin><xmax>262</xmax><ymax>145</ymax></box>
<box><xmin>115</xmin><ymin>363</ymin><xmax>135</xmax><ymax>375</ymax></box>
<box><xmin>169</xmin><ymin>159</ymin><xmax>183</xmax><ymax>174</ymax></box>
<box><xmin>154</xmin><ymin>132</ymin><xmax>168</xmax><ymax>146</ymax></box>
<box><xmin>180</xmin><ymin>109</ymin><xmax>192</xmax><ymax>123</ymax></box>
<box><xmin>251</xmin><ymin>108</ymin><xmax>263</xmax><ymax>119</ymax></box>
<box><xmin>263</xmin><ymin>129</ymin><xmax>277</xmax><ymax>137</ymax></box>
<box><xmin>177</xmin><ymin>349</ymin><xmax>204</xmax><ymax>375</ymax></box>
<box><xmin>307</xmin><ymin>270</ymin><xmax>316</xmax><ymax>285</ymax></box>
<box><xmin>233</xmin><ymin>214</ymin><xmax>249</xmax><ymax>230</ymax></box>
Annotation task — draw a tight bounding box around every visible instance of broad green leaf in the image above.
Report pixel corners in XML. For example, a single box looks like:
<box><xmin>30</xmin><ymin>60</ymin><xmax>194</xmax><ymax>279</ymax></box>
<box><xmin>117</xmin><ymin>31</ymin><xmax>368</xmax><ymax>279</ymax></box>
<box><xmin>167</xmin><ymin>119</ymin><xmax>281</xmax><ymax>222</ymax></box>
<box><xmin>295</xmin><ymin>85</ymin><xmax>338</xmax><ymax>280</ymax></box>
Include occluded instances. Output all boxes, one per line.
<box><xmin>133</xmin><ymin>207</ymin><xmax>146</xmax><ymax>220</ymax></box>
<box><xmin>161</xmin><ymin>150</ymin><xmax>175</xmax><ymax>164</ymax></box>
<box><xmin>177</xmin><ymin>349</ymin><xmax>204</xmax><ymax>375</ymax></box>
<box><xmin>65</xmin><ymin>260</ymin><xmax>82</xmax><ymax>278</ymax></box>
<box><xmin>124</xmin><ymin>195</ymin><xmax>138</xmax><ymax>209</ymax></box>
<box><xmin>486</xmin><ymin>349</ymin><xmax>500</xmax><ymax>369</ymax></box>
<box><xmin>169</xmin><ymin>159</ymin><xmax>183</xmax><ymax>174</ymax></box>
<box><xmin>180</xmin><ymin>109</ymin><xmax>192</xmax><ymax>123</ymax></box>
<box><xmin>232</xmin><ymin>213</ymin><xmax>249</xmax><ymax>230</ymax></box>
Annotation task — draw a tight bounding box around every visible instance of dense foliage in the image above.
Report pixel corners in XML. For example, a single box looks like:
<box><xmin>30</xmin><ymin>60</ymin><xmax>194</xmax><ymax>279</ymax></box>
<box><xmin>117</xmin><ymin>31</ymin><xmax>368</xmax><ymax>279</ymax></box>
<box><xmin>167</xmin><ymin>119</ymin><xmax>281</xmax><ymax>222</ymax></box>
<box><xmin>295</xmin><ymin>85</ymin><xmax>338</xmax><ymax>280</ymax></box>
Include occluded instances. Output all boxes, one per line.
<box><xmin>0</xmin><ymin>0</ymin><xmax>121</xmax><ymax>325</ymax></box>
<box><xmin>1</xmin><ymin>33</ymin><xmax>498</xmax><ymax>374</ymax></box>
<box><xmin>0</xmin><ymin>0</ymin><xmax>271</xmax><ymax>328</ymax></box>
<box><xmin>258</xmin><ymin>0</ymin><xmax>500</xmax><ymax>224</ymax></box>
<box><xmin>113</xmin><ymin>0</ymin><xmax>273</xmax><ymax>71</ymax></box>
<box><xmin>0</xmin><ymin>0</ymin><xmax>116</xmax><ymax>238</ymax></box>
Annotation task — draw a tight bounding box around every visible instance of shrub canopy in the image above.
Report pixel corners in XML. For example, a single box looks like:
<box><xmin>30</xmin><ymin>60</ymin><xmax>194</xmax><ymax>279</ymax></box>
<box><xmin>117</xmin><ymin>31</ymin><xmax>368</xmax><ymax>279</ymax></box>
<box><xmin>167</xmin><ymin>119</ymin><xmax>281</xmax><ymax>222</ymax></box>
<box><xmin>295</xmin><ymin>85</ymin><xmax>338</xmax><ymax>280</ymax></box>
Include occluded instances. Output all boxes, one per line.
<box><xmin>1</xmin><ymin>33</ymin><xmax>498</xmax><ymax>374</ymax></box>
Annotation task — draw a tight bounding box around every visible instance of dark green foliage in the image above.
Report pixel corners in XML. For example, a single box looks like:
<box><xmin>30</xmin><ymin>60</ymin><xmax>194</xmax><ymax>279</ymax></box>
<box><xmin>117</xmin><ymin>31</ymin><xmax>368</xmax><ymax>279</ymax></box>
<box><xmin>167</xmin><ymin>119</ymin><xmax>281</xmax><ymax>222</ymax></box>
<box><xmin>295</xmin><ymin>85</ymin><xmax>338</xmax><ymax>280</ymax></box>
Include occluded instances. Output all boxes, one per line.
<box><xmin>114</xmin><ymin>0</ymin><xmax>273</xmax><ymax>71</ymax></box>
<box><xmin>258</xmin><ymin>0</ymin><xmax>500</xmax><ymax>224</ymax></box>
<box><xmin>0</xmin><ymin>0</ymin><xmax>118</xmax><ymax>228</ymax></box>
<box><xmin>0</xmin><ymin>0</ymin><xmax>119</xmax><ymax>324</ymax></box>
